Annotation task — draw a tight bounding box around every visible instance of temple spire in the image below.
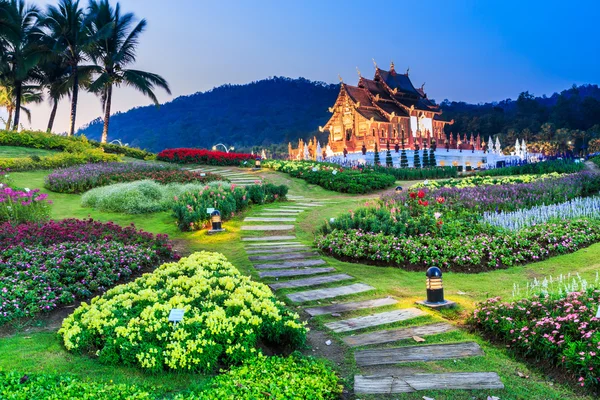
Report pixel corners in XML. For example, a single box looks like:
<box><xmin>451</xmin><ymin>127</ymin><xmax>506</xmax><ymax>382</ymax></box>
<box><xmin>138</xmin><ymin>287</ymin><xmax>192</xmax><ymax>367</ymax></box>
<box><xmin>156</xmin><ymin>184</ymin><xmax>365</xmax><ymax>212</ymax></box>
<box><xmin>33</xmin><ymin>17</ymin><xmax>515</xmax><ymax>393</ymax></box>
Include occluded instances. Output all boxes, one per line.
<box><xmin>372</xmin><ymin>58</ymin><xmax>378</xmax><ymax>69</ymax></box>
<box><xmin>356</xmin><ymin>67</ymin><xmax>361</xmax><ymax>78</ymax></box>
<box><xmin>338</xmin><ymin>74</ymin><xmax>343</xmax><ymax>83</ymax></box>
<box><xmin>405</xmin><ymin>66</ymin><xmax>410</xmax><ymax>76</ymax></box>
<box><xmin>390</xmin><ymin>60</ymin><xmax>395</xmax><ymax>71</ymax></box>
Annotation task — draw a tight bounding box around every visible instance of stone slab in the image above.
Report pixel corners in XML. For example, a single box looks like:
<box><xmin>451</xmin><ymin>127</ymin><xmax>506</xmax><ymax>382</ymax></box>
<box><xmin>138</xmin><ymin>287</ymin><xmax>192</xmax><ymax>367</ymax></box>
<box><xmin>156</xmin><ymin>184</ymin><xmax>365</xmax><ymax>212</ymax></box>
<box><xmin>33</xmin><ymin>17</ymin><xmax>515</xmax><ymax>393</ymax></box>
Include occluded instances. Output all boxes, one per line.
<box><xmin>245</xmin><ymin>241</ymin><xmax>303</xmax><ymax>247</ymax></box>
<box><xmin>343</xmin><ymin>322</ymin><xmax>456</xmax><ymax>347</ymax></box>
<box><xmin>241</xmin><ymin>235</ymin><xmax>296</xmax><ymax>242</ymax></box>
<box><xmin>254</xmin><ymin>259</ymin><xmax>327</xmax><ymax>270</ymax></box>
<box><xmin>355</xmin><ymin>342</ymin><xmax>484</xmax><ymax>366</ymax></box>
<box><xmin>260</xmin><ymin>209</ymin><xmax>303</xmax><ymax>213</ymax></box>
<box><xmin>259</xmin><ymin>267</ymin><xmax>335</xmax><ymax>278</ymax></box>
<box><xmin>269</xmin><ymin>274</ymin><xmax>353</xmax><ymax>290</ymax></box>
<box><xmin>249</xmin><ymin>252</ymin><xmax>319</xmax><ymax>261</ymax></box>
<box><xmin>293</xmin><ymin>203</ymin><xmax>325</xmax><ymax>207</ymax></box>
<box><xmin>256</xmin><ymin>213</ymin><xmax>303</xmax><ymax>217</ymax></box>
<box><xmin>304</xmin><ymin>297</ymin><xmax>398</xmax><ymax>317</ymax></box>
<box><xmin>354</xmin><ymin>372</ymin><xmax>504</xmax><ymax>394</ymax></box>
<box><xmin>241</xmin><ymin>225</ymin><xmax>295</xmax><ymax>231</ymax></box>
<box><xmin>278</xmin><ymin>206</ymin><xmax>310</xmax><ymax>210</ymax></box>
<box><xmin>244</xmin><ymin>217</ymin><xmax>297</xmax><ymax>222</ymax></box>
<box><xmin>245</xmin><ymin>246</ymin><xmax>311</xmax><ymax>254</ymax></box>
<box><xmin>287</xmin><ymin>283</ymin><xmax>374</xmax><ymax>303</ymax></box>
<box><xmin>325</xmin><ymin>308</ymin><xmax>425</xmax><ymax>333</ymax></box>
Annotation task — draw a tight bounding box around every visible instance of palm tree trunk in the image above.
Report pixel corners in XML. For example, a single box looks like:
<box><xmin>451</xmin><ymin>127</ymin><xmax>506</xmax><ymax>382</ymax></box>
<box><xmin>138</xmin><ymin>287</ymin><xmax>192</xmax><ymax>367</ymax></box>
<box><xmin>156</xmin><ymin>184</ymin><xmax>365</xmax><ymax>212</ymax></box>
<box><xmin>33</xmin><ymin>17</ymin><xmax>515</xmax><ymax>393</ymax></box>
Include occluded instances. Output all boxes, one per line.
<box><xmin>12</xmin><ymin>82</ymin><xmax>21</xmax><ymax>131</ymax></box>
<box><xmin>47</xmin><ymin>98</ymin><xmax>59</xmax><ymax>133</ymax></box>
<box><xmin>101</xmin><ymin>84</ymin><xmax>112</xmax><ymax>144</ymax></box>
<box><xmin>68</xmin><ymin>68</ymin><xmax>79</xmax><ymax>136</ymax></box>
<box><xmin>5</xmin><ymin>106</ymin><xmax>13</xmax><ymax>130</ymax></box>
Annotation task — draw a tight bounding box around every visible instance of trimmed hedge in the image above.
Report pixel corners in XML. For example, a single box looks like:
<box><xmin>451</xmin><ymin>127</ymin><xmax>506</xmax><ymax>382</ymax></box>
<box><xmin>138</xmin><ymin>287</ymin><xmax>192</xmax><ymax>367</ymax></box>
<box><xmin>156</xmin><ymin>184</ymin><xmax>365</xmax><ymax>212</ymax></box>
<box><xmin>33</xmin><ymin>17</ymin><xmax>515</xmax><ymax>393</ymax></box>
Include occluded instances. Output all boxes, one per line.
<box><xmin>157</xmin><ymin>148</ymin><xmax>256</xmax><ymax>165</ymax></box>
<box><xmin>477</xmin><ymin>159</ymin><xmax>585</xmax><ymax>176</ymax></box>
<box><xmin>0</xmin><ymin>149</ymin><xmax>119</xmax><ymax>171</ymax></box>
<box><xmin>373</xmin><ymin>165</ymin><xmax>458</xmax><ymax>180</ymax></box>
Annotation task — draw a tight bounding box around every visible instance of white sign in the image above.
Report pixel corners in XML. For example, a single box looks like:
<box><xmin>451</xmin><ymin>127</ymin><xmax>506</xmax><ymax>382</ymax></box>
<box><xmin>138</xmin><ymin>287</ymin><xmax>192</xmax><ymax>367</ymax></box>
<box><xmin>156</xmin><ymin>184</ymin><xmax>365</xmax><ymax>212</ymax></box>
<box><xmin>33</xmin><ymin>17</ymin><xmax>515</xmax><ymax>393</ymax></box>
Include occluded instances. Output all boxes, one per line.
<box><xmin>206</xmin><ymin>208</ymin><xmax>215</xmax><ymax>214</ymax></box>
<box><xmin>596</xmin><ymin>305</ymin><xmax>600</xmax><ymax>319</ymax></box>
<box><xmin>200</xmin><ymin>173</ymin><xmax>206</xmax><ymax>177</ymax></box>
<box><xmin>169</xmin><ymin>309</ymin><xmax>185</xmax><ymax>323</ymax></box>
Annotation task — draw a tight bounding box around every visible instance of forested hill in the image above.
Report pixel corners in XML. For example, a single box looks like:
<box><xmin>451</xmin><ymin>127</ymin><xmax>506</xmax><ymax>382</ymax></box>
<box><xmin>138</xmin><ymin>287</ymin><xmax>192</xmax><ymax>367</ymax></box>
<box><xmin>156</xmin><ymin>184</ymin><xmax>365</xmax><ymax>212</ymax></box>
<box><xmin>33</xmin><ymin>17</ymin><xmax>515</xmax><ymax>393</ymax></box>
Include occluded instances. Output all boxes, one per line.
<box><xmin>78</xmin><ymin>79</ymin><xmax>600</xmax><ymax>153</ymax></box>
<box><xmin>78</xmin><ymin>77</ymin><xmax>339</xmax><ymax>152</ymax></box>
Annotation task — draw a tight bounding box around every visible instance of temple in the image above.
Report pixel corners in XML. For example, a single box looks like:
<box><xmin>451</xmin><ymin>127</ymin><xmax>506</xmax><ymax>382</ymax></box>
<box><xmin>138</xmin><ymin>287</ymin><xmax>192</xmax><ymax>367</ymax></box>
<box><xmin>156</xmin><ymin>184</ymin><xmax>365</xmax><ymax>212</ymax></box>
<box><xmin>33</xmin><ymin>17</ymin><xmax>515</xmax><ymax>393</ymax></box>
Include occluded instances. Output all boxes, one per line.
<box><xmin>289</xmin><ymin>61</ymin><xmax>494</xmax><ymax>166</ymax></box>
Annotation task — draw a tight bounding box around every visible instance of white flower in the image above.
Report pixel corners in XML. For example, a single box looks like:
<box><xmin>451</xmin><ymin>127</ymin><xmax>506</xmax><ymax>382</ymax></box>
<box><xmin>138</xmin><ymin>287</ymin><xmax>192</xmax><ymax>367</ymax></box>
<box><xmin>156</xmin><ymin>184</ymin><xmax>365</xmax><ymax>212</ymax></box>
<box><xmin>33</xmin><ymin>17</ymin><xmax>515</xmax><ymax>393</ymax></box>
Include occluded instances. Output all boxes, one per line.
<box><xmin>423</xmin><ymin>179</ymin><xmax>429</xmax><ymax>185</ymax></box>
<box><xmin>0</xmin><ymin>184</ymin><xmax>3</xmax><ymax>188</ymax></box>
<box><xmin>434</xmin><ymin>212</ymin><xmax>442</xmax><ymax>219</ymax></box>
<box><xmin>332</xmin><ymin>170</ymin><xmax>338</xmax><ymax>175</ymax></box>
<box><xmin>24</xmin><ymin>188</ymin><xmax>30</xmax><ymax>192</ymax></box>
<box><xmin>312</xmin><ymin>167</ymin><xmax>318</xmax><ymax>172</ymax></box>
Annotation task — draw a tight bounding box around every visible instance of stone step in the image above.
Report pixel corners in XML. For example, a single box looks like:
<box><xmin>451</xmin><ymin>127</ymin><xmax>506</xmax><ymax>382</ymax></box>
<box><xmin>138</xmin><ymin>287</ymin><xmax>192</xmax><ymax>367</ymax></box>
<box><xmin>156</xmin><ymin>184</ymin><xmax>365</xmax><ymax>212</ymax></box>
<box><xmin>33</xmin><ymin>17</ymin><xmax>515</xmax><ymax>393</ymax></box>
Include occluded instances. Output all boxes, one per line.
<box><xmin>241</xmin><ymin>235</ymin><xmax>296</xmax><ymax>242</ymax></box>
<box><xmin>278</xmin><ymin>206</ymin><xmax>310</xmax><ymax>210</ymax></box>
<box><xmin>245</xmin><ymin>246</ymin><xmax>311</xmax><ymax>254</ymax></box>
<box><xmin>355</xmin><ymin>342</ymin><xmax>484</xmax><ymax>367</ymax></box>
<box><xmin>343</xmin><ymin>322</ymin><xmax>457</xmax><ymax>347</ymax></box>
<box><xmin>293</xmin><ymin>203</ymin><xmax>325</xmax><ymax>207</ymax></box>
<box><xmin>254</xmin><ymin>259</ymin><xmax>327</xmax><ymax>270</ymax></box>
<box><xmin>244</xmin><ymin>217</ymin><xmax>297</xmax><ymax>222</ymax></box>
<box><xmin>269</xmin><ymin>274</ymin><xmax>354</xmax><ymax>290</ymax></box>
<box><xmin>259</xmin><ymin>267</ymin><xmax>336</xmax><ymax>278</ymax></box>
<box><xmin>354</xmin><ymin>372</ymin><xmax>504</xmax><ymax>394</ymax></box>
<box><xmin>245</xmin><ymin>241</ymin><xmax>303</xmax><ymax>247</ymax></box>
<box><xmin>256</xmin><ymin>213</ymin><xmax>303</xmax><ymax>217</ymax></box>
<box><xmin>304</xmin><ymin>297</ymin><xmax>398</xmax><ymax>317</ymax></box>
<box><xmin>241</xmin><ymin>225</ymin><xmax>295</xmax><ymax>231</ymax></box>
<box><xmin>325</xmin><ymin>308</ymin><xmax>425</xmax><ymax>333</ymax></box>
<box><xmin>249</xmin><ymin>252</ymin><xmax>319</xmax><ymax>261</ymax></box>
<box><xmin>287</xmin><ymin>283</ymin><xmax>374</xmax><ymax>303</ymax></box>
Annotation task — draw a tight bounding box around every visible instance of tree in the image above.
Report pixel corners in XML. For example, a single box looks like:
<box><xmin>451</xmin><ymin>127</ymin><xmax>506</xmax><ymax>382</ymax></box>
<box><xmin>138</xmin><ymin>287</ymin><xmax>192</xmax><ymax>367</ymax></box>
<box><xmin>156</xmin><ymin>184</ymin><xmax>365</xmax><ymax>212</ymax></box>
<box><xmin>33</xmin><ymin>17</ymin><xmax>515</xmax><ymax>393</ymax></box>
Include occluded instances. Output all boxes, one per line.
<box><xmin>413</xmin><ymin>145</ymin><xmax>421</xmax><ymax>168</ymax></box>
<box><xmin>87</xmin><ymin>0</ymin><xmax>170</xmax><ymax>143</ymax></box>
<box><xmin>421</xmin><ymin>142</ymin><xmax>429</xmax><ymax>167</ymax></box>
<box><xmin>385</xmin><ymin>147</ymin><xmax>392</xmax><ymax>167</ymax></box>
<box><xmin>0</xmin><ymin>0</ymin><xmax>40</xmax><ymax>131</ymax></box>
<box><xmin>373</xmin><ymin>142</ymin><xmax>380</xmax><ymax>166</ymax></box>
<box><xmin>429</xmin><ymin>143</ymin><xmax>437</xmax><ymax>167</ymax></box>
<box><xmin>0</xmin><ymin>83</ymin><xmax>42</xmax><ymax>129</ymax></box>
<box><xmin>38</xmin><ymin>55</ymin><xmax>71</xmax><ymax>132</ymax></box>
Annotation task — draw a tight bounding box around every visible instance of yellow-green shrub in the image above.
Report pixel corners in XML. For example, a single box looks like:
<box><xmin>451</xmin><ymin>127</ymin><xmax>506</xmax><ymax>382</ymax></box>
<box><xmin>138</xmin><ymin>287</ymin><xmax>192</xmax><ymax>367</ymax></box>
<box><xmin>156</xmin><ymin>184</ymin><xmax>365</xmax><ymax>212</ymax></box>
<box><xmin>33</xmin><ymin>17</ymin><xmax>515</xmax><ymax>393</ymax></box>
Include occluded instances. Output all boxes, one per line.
<box><xmin>0</xmin><ymin>149</ymin><xmax>118</xmax><ymax>171</ymax></box>
<box><xmin>59</xmin><ymin>252</ymin><xmax>307</xmax><ymax>373</ymax></box>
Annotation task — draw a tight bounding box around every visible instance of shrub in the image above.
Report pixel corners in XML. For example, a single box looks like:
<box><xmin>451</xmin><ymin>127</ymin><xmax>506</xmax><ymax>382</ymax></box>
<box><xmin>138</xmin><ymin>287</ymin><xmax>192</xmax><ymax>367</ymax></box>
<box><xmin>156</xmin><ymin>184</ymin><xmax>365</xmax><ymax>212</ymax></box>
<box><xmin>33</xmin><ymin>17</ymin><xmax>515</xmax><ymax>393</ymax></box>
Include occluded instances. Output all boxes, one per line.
<box><xmin>82</xmin><ymin>180</ymin><xmax>214</xmax><ymax>214</ymax></box>
<box><xmin>0</xmin><ymin>371</ymin><xmax>153</xmax><ymax>399</ymax></box>
<box><xmin>470</xmin><ymin>289</ymin><xmax>600</xmax><ymax>389</ymax></box>
<box><xmin>180</xmin><ymin>354</ymin><xmax>343</xmax><ymax>400</ymax></box>
<box><xmin>477</xmin><ymin>159</ymin><xmax>585</xmax><ymax>176</ymax></box>
<box><xmin>0</xmin><ymin>241</ymin><xmax>158</xmax><ymax>325</ymax></box>
<box><xmin>0</xmin><ymin>187</ymin><xmax>52</xmax><ymax>223</ymax></box>
<box><xmin>0</xmin><ymin>149</ymin><xmax>119</xmax><ymax>172</ymax></box>
<box><xmin>45</xmin><ymin>162</ymin><xmax>221</xmax><ymax>193</ymax></box>
<box><xmin>91</xmin><ymin>141</ymin><xmax>155</xmax><ymax>160</ymax></box>
<box><xmin>172</xmin><ymin>182</ymin><xmax>287</xmax><ymax>231</ymax></box>
<box><xmin>59</xmin><ymin>252</ymin><xmax>307</xmax><ymax>373</ymax></box>
<box><xmin>412</xmin><ymin>172</ymin><xmax>561</xmax><ymax>189</ymax></box>
<box><xmin>373</xmin><ymin>165</ymin><xmax>457</xmax><ymax>180</ymax></box>
<box><xmin>157</xmin><ymin>148</ymin><xmax>256</xmax><ymax>165</ymax></box>
<box><xmin>0</xmin><ymin>219</ymin><xmax>177</xmax><ymax>260</ymax></box>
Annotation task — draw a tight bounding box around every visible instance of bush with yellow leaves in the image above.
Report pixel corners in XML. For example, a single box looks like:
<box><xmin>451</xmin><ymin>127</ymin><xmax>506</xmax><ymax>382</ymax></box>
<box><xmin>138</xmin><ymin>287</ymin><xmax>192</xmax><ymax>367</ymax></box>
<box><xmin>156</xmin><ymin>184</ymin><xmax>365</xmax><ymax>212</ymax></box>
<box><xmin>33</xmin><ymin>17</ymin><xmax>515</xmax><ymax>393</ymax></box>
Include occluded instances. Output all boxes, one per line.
<box><xmin>59</xmin><ymin>251</ymin><xmax>307</xmax><ymax>373</ymax></box>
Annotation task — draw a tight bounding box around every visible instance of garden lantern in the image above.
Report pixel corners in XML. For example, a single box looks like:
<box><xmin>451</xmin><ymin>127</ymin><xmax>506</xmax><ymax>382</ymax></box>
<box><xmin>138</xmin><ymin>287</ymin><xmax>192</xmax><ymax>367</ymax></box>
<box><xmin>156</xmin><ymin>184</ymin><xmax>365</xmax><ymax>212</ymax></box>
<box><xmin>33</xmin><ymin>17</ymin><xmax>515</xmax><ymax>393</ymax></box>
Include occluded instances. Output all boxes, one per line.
<box><xmin>208</xmin><ymin>210</ymin><xmax>225</xmax><ymax>234</ymax></box>
<box><xmin>395</xmin><ymin>186</ymin><xmax>403</xmax><ymax>194</ymax></box>
<box><xmin>255</xmin><ymin>158</ymin><xmax>261</xmax><ymax>169</ymax></box>
<box><xmin>417</xmin><ymin>266</ymin><xmax>455</xmax><ymax>309</ymax></box>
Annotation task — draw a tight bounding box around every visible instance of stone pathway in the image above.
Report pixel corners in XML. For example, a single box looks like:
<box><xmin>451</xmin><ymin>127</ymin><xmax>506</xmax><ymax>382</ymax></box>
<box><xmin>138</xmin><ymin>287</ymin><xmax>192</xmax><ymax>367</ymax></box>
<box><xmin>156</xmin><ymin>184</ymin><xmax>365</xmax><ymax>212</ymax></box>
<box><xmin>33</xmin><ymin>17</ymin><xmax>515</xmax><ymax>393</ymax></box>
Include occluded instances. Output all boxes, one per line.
<box><xmin>234</xmin><ymin>174</ymin><xmax>504</xmax><ymax>396</ymax></box>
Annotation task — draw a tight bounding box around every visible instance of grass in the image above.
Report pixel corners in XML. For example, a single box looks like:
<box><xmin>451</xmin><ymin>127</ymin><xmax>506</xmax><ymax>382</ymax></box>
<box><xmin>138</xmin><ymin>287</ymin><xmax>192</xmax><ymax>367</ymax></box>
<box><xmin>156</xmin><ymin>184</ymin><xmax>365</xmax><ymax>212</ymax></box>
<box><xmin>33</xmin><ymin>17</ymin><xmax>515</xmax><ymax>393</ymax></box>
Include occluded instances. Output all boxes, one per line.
<box><xmin>0</xmin><ymin>145</ymin><xmax>57</xmax><ymax>158</ymax></box>
<box><xmin>1</xmin><ymin>165</ymin><xmax>599</xmax><ymax>399</ymax></box>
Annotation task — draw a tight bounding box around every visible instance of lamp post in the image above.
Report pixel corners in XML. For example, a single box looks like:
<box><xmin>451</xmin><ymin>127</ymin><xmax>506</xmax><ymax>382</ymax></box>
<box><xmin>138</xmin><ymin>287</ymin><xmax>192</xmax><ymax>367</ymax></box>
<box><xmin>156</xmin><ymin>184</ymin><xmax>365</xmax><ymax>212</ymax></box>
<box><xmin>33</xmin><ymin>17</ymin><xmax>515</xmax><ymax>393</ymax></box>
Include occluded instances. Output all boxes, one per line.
<box><xmin>417</xmin><ymin>266</ymin><xmax>456</xmax><ymax>309</ymax></box>
<box><xmin>254</xmin><ymin>157</ymin><xmax>261</xmax><ymax>170</ymax></box>
<box><xmin>395</xmin><ymin>186</ymin><xmax>403</xmax><ymax>194</ymax></box>
<box><xmin>207</xmin><ymin>210</ymin><xmax>225</xmax><ymax>234</ymax></box>
<box><xmin>212</xmin><ymin>143</ymin><xmax>234</xmax><ymax>153</ymax></box>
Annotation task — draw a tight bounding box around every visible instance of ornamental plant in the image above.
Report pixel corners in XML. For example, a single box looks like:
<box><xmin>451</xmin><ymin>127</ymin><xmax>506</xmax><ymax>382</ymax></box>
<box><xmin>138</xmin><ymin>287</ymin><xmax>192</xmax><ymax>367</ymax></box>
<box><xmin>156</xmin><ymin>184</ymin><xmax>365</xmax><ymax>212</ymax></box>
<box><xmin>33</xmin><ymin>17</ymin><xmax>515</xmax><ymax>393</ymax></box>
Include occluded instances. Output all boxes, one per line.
<box><xmin>0</xmin><ymin>187</ymin><xmax>52</xmax><ymax>224</ymax></box>
<box><xmin>477</xmin><ymin>159</ymin><xmax>585</xmax><ymax>176</ymax></box>
<box><xmin>0</xmin><ymin>242</ymin><xmax>158</xmax><ymax>325</ymax></box>
<box><xmin>157</xmin><ymin>148</ymin><xmax>256</xmax><ymax>165</ymax></box>
<box><xmin>470</xmin><ymin>289</ymin><xmax>600</xmax><ymax>389</ymax></box>
<box><xmin>413</xmin><ymin>172</ymin><xmax>562</xmax><ymax>189</ymax></box>
<box><xmin>59</xmin><ymin>252</ymin><xmax>307</xmax><ymax>373</ymax></box>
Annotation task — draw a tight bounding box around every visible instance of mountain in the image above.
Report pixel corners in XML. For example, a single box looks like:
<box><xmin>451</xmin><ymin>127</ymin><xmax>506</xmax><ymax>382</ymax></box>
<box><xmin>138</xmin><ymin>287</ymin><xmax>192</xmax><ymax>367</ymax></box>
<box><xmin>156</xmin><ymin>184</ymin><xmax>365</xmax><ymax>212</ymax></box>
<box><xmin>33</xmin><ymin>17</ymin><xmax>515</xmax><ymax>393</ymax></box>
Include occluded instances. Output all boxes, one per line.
<box><xmin>78</xmin><ymin>77</ymin><xmax>339</xmax><ymax>152</ymax></box>
<box><xmin>78</xmin><ymin>78</ymin><xmax>600</xmax><ymax>153</ymax></box>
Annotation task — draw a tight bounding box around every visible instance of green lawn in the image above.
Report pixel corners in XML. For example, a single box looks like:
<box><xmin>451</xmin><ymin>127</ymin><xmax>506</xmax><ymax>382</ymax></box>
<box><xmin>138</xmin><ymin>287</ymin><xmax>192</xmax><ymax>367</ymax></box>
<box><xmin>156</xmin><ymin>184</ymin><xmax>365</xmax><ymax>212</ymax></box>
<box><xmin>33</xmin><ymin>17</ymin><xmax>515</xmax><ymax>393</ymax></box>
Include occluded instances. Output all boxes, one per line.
<box><xmin>0</xmin><ymin>145</ymin><xmax>58</xmax><ymax>158</ymax></box>
<box><xmin>1</xmin><ymin>166</ymin><xmax>597</xmax><ymax>399</ymax></box>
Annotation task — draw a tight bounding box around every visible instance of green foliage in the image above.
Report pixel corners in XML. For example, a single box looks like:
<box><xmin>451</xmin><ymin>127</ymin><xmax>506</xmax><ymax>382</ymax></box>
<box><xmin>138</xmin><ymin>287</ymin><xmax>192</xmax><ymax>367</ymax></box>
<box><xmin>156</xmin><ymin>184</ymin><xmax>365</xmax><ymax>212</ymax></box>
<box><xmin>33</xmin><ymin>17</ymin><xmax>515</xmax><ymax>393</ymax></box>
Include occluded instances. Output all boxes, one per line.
<box><xmin>0</xmin><ymin>187</ymin><xmax>51</xmax><ymax>224</ymax></box>
<box><xmin>92</xmin><ymin>142</ymin><xmax>155</xmax><ymax>160</ymax></box>
<box><xmin>592</xmin><ymin>156</ymin><xmax>600</xmax><ymax>168</ymax></box>
<box><xmin>373</xmin><ymin>144</ymin><xmax>380</xmax><ymax>166</ymax></box>
<box><xmin>181</xmin><ymin>354</ymin><xmax>342</xmax><ymax>400</ymax></box>
<box><xmin>372</xmin><ymin>165</ymin><xmax>457</xmax><ymax>180</ymax></box>
<box><xmin>0</xmin><ymin>149</ymin><xmax>119</xmax><ymax>171</ymax></box>
<box><xmin>477</xmin><ymin>159</ymin><xmax>585</xmax><ymax>176</ymax></box>
<box><xmin>59</xmin><ymin>252</ymin><xmax>307</xmax><ymax>373</ymax></box>
<box><xmin>413</xmin><ymin>148</ymin><xmax>421</xmax><ymax>168</ymax></box>
<box><xmin>385</xmin><ymin>148</ymin><xmax>392</xmax><ymax>167</ymax></box>
<box><xmin>429</xmin><ymin>147</ymin><xmax>437</xmax><ymax>166</ymax></box>
<box><xmin>400</xmin><ymin>148</ymin><xmax>409</xmax><ymax>168</ymax></box>
<box><xmin>422</xmin><ymin>146</ymin><xmax>429</xmax><ymax>167</ymax></box>
<box><xmin>0</xmin><ymin>371</ymin><xmax>153</xmax><ymax>399</ymax></box>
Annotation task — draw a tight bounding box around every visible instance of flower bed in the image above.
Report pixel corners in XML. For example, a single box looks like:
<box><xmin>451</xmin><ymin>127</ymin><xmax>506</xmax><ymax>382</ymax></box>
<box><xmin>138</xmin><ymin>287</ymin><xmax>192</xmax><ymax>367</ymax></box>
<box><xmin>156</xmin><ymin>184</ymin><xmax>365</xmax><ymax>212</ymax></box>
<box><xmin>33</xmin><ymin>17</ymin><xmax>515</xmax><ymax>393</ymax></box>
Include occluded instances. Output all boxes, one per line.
<box><xmin>59</xmin><ymin>252</ymin><xmax>307</xmax><ymax>373</ymax></box>
<box><xmin>262</xmin><ymin>160</ymin><xmax>396</xmax><ymax>194</ymax></box>
<box><xmin>0</xmin><ymin>371</ymin><xmax>153</xmax><ymax>399</ymax></box>
<box><xmin>0</xmin><ymin>149</ymin><xmax>119</xmax><ymax>171</ymax></box>
<box><xmin>182</xmin><ymin>354</ymin><xmax>342</xmax><ymax>400</ymax></box>
<box><xmin>0</xmin><ymin>187</ymin><xmax>52</xmax><ymax>223</ymax></box>
<box><xmin>157</xmin><ymin>148</ymin><xmax>256</xmax><ymax>165</ymax></box>
<box><xmin>0</xmin><ymin>242</ymin><xmax>158</xmax><ymax>324</ymax></box>
<box><xmin>172</xmin><ymin>182</ymin><xmax>287</xmax><ymax>231</ymax></box>
<box><xmin>477</xmin><ymin>159</ymin><xmax>585</xmax><ymax>176</ymax></box>
<box><xmin>413</xmin><ymin>172</ymin><xmax>561</xmax><ymax>189</ymax></box>
<box><xmin>470</xmin><ymin>289</ymin><xmax>600</xmax><ymax>389</ymax></box>
<box><xmin>316</xmin><ymin>218</ymin><xmax>600</xmax><ymax>272</ymax></box>
<box><xmin>45</xmin><ymin>162</ymin><xmax>221</xmax><ymax>193</ymax></box>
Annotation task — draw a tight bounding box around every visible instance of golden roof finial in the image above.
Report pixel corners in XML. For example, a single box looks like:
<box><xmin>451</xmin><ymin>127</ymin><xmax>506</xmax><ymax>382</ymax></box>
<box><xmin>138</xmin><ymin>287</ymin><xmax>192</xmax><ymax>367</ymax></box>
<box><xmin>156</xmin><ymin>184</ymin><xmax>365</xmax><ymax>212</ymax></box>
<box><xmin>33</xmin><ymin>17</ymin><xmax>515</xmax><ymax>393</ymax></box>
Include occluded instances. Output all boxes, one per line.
<box><xmin>356</xmin><ymin>67</ymin><xmax>361</xmax><ymax>78</ymax></box>
<box><xmin>390</xmin><ymin>60</ymin><xmax>395</xmax><ymax>70</ymax></box>
<box><xmin>406</xmin><ymin>66</ymin><xmax>410</xmax><ymax>75</ymax></box>
<box><xmin>338</xmin><ymin>74</ymin><xmax>343</xmax><ymax>83</ymax></box>
<box><xmin>421</xmin><ymin>82</ymin><xmax>426</xmax><ymax>90</ymax></box>
<box><xmin>372</xmin><ymin>58</ymin><xmax>378</xmax><ymax>69</ymax></box>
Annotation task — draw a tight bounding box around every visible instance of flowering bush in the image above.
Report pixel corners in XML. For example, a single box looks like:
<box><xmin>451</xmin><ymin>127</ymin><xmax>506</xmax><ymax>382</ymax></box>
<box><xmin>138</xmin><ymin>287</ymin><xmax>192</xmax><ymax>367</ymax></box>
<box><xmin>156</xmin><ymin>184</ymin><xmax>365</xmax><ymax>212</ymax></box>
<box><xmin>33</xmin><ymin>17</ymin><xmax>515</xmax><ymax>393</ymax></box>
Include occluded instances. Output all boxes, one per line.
<box><xmin>0</xmin><ymin>242</ymin><xmax>158</xmax><ymax>325</ymax></box>
<box><xmin>413</xmin><ymin>172</ymin><xmax>561</xmax><ymax>189</ymax></box>
<box><xmin>0</xmin><ymin>187</ymin><xmax>52</xmax><ymax>223</ymax></box>
<box><xmin>157</xmin><ymin>148</ymin><xmax>256</xmax><ymax>165</ymax></box>
<box><xmin>262</xmin><ymin>159</ymin><xmax>396</xmax><ymax>194</ymax></box>
<box><xmin>59</xmin><ymin>252</ymin><xmax>307</xmax><ymax>373</ymax></box>
<box><xmin>0</xmin><ymin>371</ymin><xmax>153</xmax><ymax>399</ymax></box>
<box><xmin>483</xmin><ymin>196</ymin><xmax>600</xmax><ymax>231</ymax></box>
<box><xmin>45</xmin><ymin>162</ymin><xmax>221</xmax><ymax>193</ymax></box>
<box><xmin>180</xmin><ymin>354</ymin><xmax>342</xmax><ymax>400</ymax></box>
<box><xmin>477</xmin><ymin>159</ymin><xmax>585</xmax><ymax>176</ymax></box>
<box><xmin>0</xmin><ymin>219</ymin><xmax>177</xmax><ymax>260</ymax></box>
<box><xmin>470</xmin><ymin>289</ymin><xmax>600</xmax><ymax>389</ymax></box>
<box><xmin>316</xmin><ymin>219</ymin><xmax>600</xmax><ymax>272</ymax></box>
<box><xmin>172</xmin><ymin>182</ymin><xmax>287</xmax><ymax>231</ymax></box>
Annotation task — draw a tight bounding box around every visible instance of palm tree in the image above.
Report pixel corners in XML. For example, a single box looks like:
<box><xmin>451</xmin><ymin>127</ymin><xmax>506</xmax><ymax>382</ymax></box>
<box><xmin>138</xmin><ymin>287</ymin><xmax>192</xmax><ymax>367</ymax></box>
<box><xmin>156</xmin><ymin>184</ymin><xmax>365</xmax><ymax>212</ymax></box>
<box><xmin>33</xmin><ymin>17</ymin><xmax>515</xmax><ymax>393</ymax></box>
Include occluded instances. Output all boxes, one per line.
<box><xmin>88</xmin><ymin>0</ymin><xmax>170</xmax><ymax>143</ymax></box>
<box><xmin>39</xmin><ymin>0</ymin><xmax>109</xmax><ymax>136</ymax></box>
<box><xmin>0</xmin><ymin>0</ymin><xmax>40</xmax><ymax>131</ymax></box>
<box><xmin>0</xmin><ymin>83</ymin><xmax>43</xmax><ymax>129</ymax></box>
<box><xmin>37</xmin><ymin>57</ymin><xmax>71</xmax><ymax>132</ymax></box>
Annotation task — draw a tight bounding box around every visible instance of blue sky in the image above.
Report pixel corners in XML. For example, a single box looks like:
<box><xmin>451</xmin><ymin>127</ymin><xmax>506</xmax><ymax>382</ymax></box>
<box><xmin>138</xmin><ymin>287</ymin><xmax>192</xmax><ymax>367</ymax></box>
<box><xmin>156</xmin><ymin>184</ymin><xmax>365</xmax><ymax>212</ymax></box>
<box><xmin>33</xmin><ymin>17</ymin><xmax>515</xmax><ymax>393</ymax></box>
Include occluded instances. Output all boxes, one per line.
<box><xmin>11</xmin><ymin>0</ymin><xmax>600</xmax><ymax>133</ymax></box>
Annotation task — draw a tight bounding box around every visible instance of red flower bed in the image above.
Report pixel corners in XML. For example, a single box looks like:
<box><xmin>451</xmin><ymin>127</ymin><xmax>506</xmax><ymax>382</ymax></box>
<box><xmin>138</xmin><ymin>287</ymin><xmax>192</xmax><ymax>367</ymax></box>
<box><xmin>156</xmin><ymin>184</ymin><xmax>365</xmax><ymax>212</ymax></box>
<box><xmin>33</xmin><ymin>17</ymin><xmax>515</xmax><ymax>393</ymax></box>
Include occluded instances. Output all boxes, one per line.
<box><xmin>157</xmin><ymin>148</ymin><xmax>257</xmax><ymax>166</ymax></box>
